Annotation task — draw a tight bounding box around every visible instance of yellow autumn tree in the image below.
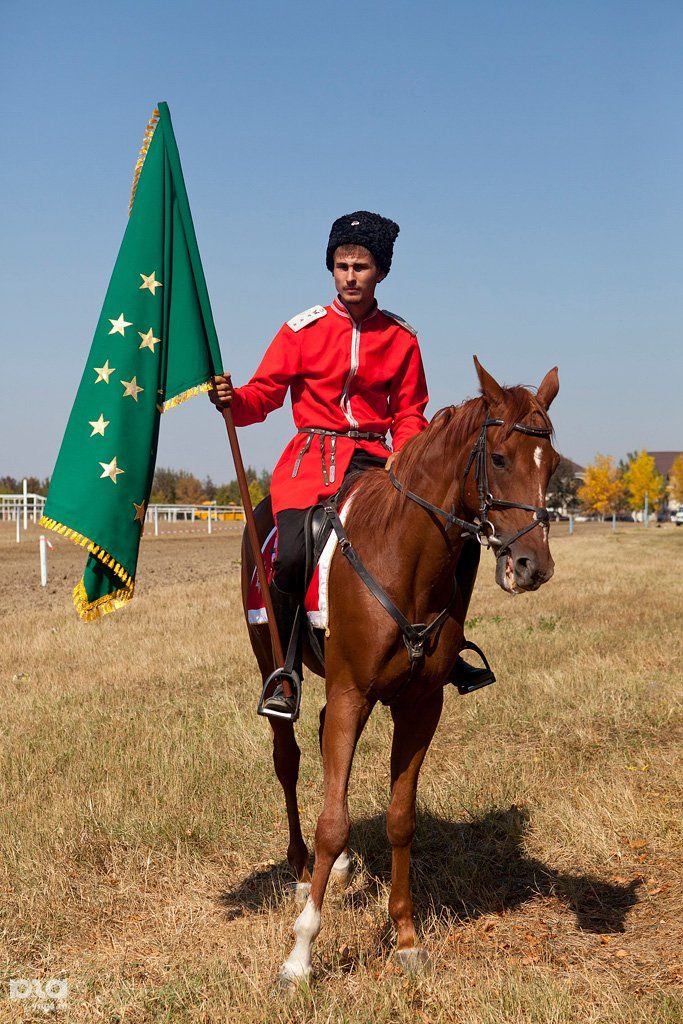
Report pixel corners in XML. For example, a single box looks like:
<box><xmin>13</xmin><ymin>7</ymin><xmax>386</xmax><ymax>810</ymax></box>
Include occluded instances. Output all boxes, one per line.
<box><xmin>669</xmin><ymin>453</ymin><xmax>683</xmax><ymax>505</ymax></box>
<box><xmin>578</xmin><ymin>455</ymin><xmax>625</xmax><ymax>518</ymax></box>
<box><xmin>248</xmin><ymin>479</ymin><xmax>264</xmax><ymax>506</ymax></box>
<box><xmin>622</xmin><ymin>450</ymin><xmax>664</xmax><ymax>512</ymax></box>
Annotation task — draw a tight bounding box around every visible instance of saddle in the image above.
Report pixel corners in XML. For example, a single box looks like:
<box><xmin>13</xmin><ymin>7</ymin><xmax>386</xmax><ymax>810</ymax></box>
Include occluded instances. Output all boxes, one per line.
<box><xmin>303</xmin><ymin>466</ymin><xmax>365</xmax><ymax>592</ymax></box>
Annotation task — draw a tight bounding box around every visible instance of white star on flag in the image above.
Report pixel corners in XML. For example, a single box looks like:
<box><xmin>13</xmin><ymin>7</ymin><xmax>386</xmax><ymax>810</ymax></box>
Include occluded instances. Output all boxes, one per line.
<box><xmin>109</xmin><ymin>314</ymin><xmax>133</xmax><ymax>336</ymax></box>
<box><xmin>99</xmin><ymin>456</ymin><xmax>125</xmax><ymax>484</ymax></box>
<box><xmin>138</xmin><ymin>328</ymin><xmax>160</xmax><ymax>353</ymax></box>
<box><xmin>94</xmin><ymin>360</ymin><xmax>115</xmax><ymax>384</ymax></box>
<box><xmin>89</xmin><ymin>414</ymin><xmax>109</xmax><ymax>436</ymax></box>
<box><xmin>140</xmin><ymin>271</ymin><xmax>162</xmax><ymax>295</ymax></box>
<box><xmin>121</xmin><ymin>377</ymin><xmax>144</xmax><ymax>401</ymax></box>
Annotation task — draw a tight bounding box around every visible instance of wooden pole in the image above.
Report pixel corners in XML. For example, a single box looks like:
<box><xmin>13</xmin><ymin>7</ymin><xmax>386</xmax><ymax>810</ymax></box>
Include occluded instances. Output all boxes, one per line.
<box><xmin>221</xmin><ymin>407</ymin><xmax>289</xmax><ymax>693</ymax></box>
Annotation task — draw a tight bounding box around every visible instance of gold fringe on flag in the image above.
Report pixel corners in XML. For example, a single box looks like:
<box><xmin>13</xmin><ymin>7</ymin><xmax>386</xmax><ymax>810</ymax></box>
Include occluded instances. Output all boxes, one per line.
<box><xmin>39</xmin><ymin>515</ymin><xmax>135</xmax><ymax>621</ymax></box>
<box><xmin>161</xmin><ymin>379</ymin><xmax>214</xmax><ymax>412</ymax></box>
<box><xmin>129</xmin><ymin>107</ymin><xmax>160</xmax><ymax>216</ymax></box>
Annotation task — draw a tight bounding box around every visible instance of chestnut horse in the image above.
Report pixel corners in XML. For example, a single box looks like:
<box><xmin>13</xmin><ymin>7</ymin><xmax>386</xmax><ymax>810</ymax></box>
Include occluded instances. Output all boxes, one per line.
<box><xmin>241</xmin><ymin>358</ymin><xmax>560</xmax><ymax>986</ymax></box>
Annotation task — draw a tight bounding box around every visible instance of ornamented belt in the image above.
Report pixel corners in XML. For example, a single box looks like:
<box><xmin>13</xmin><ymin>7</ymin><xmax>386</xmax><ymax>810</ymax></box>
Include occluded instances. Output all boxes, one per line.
<box><xmin>291</xmin><ymin>426</ymin><xmax>390</xmax><ymax>486</ymax></box>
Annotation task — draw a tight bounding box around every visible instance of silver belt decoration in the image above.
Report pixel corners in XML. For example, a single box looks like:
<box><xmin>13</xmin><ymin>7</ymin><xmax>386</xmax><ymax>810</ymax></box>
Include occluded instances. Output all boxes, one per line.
<box><xmin>291</xmin><ymin>427</ymin><xmax>389</xmax><ymax>486</ymax></box>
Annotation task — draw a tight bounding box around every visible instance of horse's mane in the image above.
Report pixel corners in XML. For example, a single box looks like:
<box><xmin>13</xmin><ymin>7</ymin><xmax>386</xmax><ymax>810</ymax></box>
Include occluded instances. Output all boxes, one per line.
<box><xmin>350</xmin><ymin>385</ymin><xmax>553</xmax><ymax>536</ymax></box>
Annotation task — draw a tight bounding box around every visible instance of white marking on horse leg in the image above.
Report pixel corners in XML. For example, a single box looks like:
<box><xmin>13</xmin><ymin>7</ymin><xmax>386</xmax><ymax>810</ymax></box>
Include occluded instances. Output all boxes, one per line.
<box><xmin>279</xmin><ymin>896</ymin><xmax>321</xmax><ymax>986</ymax></box>
<box><xmin>330</xmin><ymin>849</ymin><xmax>351</xmax><ymax>885</ymax></box>
<box><xmin>394</xmin><ymin>947</ymin><xmax>430</xmax><ymax>973</ymax></box>
<box><xmin>293</xmin><ymin>881</ymin><xmax>311</xmax><ymax>904</ymax></box>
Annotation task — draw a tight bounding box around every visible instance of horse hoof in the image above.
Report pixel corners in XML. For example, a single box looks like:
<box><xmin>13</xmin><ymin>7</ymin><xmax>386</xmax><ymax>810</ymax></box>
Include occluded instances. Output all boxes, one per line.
<box><xmin>330</xmin><ymin>851</ymin><xmax>351</xmax><ymax>887</ymax></box>
<box><xmin>394</xmin><ymin>947</ymin><xmax>430</xmax><ymax>973</ymax></box>
<box><xmin>277</xmin><ymin>963</ymin><xmax>310</xmax><ymax>992</ymax></box>
<box><xmin>293</xmin><ymin>881</ymin><xmax>311</xmax><ymax>904</ymax></box>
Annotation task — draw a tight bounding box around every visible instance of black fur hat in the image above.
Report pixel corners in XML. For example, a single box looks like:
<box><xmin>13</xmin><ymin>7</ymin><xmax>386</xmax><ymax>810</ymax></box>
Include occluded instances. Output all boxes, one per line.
<box><xmin>326</xmin><ymin>211</ymin><xmax>400</xmax><ymax>275</ymax></box>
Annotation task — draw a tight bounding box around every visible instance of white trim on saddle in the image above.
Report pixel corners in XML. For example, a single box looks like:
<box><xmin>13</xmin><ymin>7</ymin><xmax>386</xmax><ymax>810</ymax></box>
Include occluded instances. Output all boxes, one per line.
<box><xmin>245</xmin><ymin>497</ymin><xmax>356</xmax><ymax>629</ymax></box>
<box><xmin>306</xmin><ymin>494</ymin><xmax>355</xmax><ymax>630</ymax></box>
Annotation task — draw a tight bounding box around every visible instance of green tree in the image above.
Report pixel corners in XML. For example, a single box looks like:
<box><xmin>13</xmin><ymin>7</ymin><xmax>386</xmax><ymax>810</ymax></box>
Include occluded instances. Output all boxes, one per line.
<box><xmin>152</xmin><ymin>467</ymin><xmax>178</xmax><ymax>503</ymax></box>
<box><xmin>215</xmin><ymin>480</ymin><xmax>241</xmax><ymax>505</ymax></box>
<box><xmin>547</xmin><ymin>456</ymin><xmax>580</xmax><ymax>514</ymax></box>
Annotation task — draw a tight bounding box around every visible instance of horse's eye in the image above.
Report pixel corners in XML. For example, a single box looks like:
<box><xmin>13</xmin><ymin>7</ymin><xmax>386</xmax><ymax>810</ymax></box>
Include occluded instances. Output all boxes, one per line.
<box><xmin>491</xmin><ymin>453</ymin><xmax>506</xmax><ymax>468</ymax></box>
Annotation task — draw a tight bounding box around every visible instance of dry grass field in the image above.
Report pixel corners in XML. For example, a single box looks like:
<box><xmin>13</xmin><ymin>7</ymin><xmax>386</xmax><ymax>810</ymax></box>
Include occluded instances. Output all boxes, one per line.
<box><xmin>0</xmin><ymin>519</ymin><xmax>681</xmax><ymax>1023</ymax></box>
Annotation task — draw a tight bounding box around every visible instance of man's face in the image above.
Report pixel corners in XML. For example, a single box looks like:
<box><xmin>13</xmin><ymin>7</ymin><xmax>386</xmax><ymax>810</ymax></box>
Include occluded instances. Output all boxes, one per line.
<box><xmin>332</xmin><ymin>246</ymin><xmax>386</xmax><ymax>309</ymax></box>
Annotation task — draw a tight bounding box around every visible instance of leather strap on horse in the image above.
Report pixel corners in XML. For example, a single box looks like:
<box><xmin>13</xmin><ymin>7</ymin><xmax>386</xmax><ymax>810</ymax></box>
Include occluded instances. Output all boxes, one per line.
<box><xmin>323</xmin><ymin>500</ymin><xmax>456</xmax><ymax>663</ymax></box>
<box><xmin>388</xmin><ymin>467</ymin><xmax>480</xmax><ymax>538</ymax></box>
<box><xmin>390</xmin><ymin>411</ymin><xmax>553</xmax><ymax>554</ymax></box>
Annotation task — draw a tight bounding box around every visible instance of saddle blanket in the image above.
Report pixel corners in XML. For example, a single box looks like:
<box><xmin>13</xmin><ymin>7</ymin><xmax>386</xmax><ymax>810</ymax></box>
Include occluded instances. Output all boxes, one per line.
<box><xmin>246</xmin><ymin>499</ymin><xmax>353</xmax><ymax>631</ymax></box>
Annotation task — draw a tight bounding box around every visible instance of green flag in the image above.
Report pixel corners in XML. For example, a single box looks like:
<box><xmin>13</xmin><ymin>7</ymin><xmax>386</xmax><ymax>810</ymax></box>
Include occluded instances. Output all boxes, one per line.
<box><xmin>42</xmin><ymin>103</ymin><xmax>223</xmax><ymax>620</ymax></box>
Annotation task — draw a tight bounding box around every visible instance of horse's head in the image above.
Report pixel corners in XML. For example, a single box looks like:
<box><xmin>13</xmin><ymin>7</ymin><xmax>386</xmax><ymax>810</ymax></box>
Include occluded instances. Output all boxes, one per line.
<box><xmin>463</xmin><ymin>357</ymin><xmax>560</xmax><ymax>594</ymax></box>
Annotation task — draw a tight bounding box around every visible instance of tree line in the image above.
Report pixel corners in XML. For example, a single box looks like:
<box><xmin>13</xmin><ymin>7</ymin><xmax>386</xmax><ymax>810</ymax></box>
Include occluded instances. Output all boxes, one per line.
<box><xmin>0</xmin><ymin>470</ymin><xmax>271</xmax><ymax>507</ymax></box>
<box><xmin>0</xmin><ymin>476</ymin><xmax>51</xmax><ymax>496</ymax></box>
<box><xmin>5</xmin><ymin>450</ymin><xmax>681</xmax><ymax>518</ymax></box>
<box><xmin>150</xmin><ymin>466</ymin><xmax>272</xmax><ymax>507</ymax></box>
<box><xmin>548</xmin><ymin>451</ymin><xmax>683</xmax><ymax>519</ymax></box>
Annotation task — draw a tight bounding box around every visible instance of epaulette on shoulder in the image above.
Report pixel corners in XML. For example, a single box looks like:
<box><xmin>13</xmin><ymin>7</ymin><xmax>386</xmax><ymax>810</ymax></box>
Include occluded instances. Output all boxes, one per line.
<box><xmin>287</xmin><ymin>305</ymin><xmax>327</xmax><ymax>332</ymax></box>
<box><xmin>381</xmin><ymin>309</ymin><xmax>418</xmax><ymax>336</ymax></box>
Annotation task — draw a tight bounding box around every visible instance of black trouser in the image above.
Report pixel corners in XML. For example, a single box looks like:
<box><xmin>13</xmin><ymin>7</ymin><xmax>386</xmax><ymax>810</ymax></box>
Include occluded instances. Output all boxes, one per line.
<box><xmin>273</xmin><ymin>450</ymin><xmax>387</xmax><ymax>595</ymax></box>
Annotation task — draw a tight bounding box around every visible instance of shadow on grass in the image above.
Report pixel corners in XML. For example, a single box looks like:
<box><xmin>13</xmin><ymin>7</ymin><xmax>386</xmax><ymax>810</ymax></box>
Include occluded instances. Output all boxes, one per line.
<box><xmin>218</xmin><ymin>805</ymin><xmax>640</xmax><ymax>934</ymax></box>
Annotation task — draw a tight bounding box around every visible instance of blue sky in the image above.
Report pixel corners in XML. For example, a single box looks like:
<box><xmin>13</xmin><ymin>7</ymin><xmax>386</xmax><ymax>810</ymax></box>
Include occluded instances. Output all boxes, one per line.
<box><xmin>2</xmin><ymin>1</ymin><xmax>681</xmax><ymax>482</ymax></box>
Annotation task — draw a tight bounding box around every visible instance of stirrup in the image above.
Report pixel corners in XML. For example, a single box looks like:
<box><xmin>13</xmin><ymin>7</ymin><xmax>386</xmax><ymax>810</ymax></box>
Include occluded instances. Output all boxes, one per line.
<box><xmin>452</xmin><ymin>640</ymin><xmax>496</xmax><ymax>695</ymax></box>
<box><xmin>257</xmin><ymin>667</ymin><xmax>302</xmax><ymax>722</ymax></box>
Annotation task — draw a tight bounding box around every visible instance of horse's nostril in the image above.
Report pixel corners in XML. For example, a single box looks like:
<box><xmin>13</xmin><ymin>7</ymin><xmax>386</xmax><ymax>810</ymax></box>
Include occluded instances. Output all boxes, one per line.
<box><xmin>515</xmin><ymin>557</ymin><xmax>531</xmax><ymax>573</ymax></box>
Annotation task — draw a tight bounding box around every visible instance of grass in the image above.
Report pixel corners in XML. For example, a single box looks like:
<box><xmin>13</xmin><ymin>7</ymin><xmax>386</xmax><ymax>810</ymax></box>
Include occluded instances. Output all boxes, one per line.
<box><xmin>0</xmin><ymin>520</ymin><xmax>681</xmax><ymax>1022</ymax></box>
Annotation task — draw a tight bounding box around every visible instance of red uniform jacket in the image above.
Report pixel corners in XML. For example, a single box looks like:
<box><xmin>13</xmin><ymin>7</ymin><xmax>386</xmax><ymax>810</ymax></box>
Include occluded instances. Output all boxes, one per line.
<box><xmin>231</xmin><ymin>297</ymin><xmax>429</xmax><ymax>514</ymax></box>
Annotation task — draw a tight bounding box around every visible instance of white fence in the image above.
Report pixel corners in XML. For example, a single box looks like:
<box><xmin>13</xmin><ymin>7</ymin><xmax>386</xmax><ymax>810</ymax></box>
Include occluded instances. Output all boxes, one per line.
<box><xmin>1</xmin><ymin>490</ymin><xmax>46</xmax><ymax>526</ymax></box>
<box><xmin>144</xmin><ymin>503</ymin><xmax>244</xmax><ymax>536</ymax></box>
<box><xmin>1</xmin><ymin>487</ymin><xmax>245</xmax><ymax>544</ymax></box>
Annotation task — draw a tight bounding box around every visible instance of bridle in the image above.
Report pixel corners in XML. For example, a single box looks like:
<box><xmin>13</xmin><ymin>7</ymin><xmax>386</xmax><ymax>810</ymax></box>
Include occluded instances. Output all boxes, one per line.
<box><xmin>321</xmin><ymin>409</ymin><xmax>554</xmax><ymax>677</ymax></box>
<box><xmin>389</xmin><ymin>412</ymin><xmax>552</xmax><ymax>556</ymax></box>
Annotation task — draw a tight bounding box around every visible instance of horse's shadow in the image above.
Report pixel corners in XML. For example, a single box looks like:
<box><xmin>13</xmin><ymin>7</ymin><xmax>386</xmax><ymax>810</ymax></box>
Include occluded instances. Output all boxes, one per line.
<box><xmin>218</xmin><ymin>805</ymin><xmax>640</xmax><ymax>934</ymax></box>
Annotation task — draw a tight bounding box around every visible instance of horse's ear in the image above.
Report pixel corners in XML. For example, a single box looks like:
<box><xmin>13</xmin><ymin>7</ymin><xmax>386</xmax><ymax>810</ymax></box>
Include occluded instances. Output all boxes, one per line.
<box><xmin>537</xmin><ymin>366</ymin><xmax>559</xmax><ymax>410</ymax></box>
<box><xmin>473</xmin><ymin>355</ymin><xmax>505</xmax><ymax>408</ymax></box>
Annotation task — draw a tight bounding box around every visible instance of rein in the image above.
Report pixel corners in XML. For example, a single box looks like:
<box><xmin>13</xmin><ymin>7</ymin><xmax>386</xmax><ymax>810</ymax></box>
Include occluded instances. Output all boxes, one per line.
<box><xmin>390</xmin><ymin>414</ymin><xmax>552</xmax><ymax>554</ymax></box>
<box><xmin>322</xmin><ymin>409</ymin><xmax>553</xmax><ymax>690</ymax></box>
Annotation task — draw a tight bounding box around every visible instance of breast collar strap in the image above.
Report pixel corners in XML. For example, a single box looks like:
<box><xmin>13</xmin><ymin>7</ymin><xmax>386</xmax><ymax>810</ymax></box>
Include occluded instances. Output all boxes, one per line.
<box><xmin>390</xmin><ymin>412</ymin><xmax>553</xmax><ymax>554</ymax></box>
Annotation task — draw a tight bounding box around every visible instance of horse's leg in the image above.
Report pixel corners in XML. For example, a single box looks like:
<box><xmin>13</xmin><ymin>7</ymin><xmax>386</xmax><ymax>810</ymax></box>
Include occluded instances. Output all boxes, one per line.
<box><xmin>241</xmin><ymin>502</ymin><xmax>311</xmax><ymax>899</ymax></box>
<box><xmin>270</xmin><ymin>717</ymin><xmax>311</xmax><ymax>901</ymax></box>
<box><xmin>318</xmin><ymin>704</ymin><xmax>351</xmax><ymax>885</ymax></box>
<box><xmin>455</xmin><ymin>539</ymin><xmax>480</xmax><ymax>613</ymax></box>
<box><xmin>279</xmin><ymin>690</ymin><xmax>371</xmax><ymax>987</ymax></box>
<box><xmin>387</xmin><ymin>687</ymin><xmax>444</xmax><ymax>969</ymax></box>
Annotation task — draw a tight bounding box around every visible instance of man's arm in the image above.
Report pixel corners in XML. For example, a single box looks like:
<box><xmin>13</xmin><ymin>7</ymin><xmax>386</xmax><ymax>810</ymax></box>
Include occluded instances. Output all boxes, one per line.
<box><xmin>208</xmin><ymin>324</ymin><xmax>300</xmax><ymax>426</ymax></box>
<box><xmin>388</xmin><ymin>336</ymin><xmax>429</xmax><ymax>452</ymax></box>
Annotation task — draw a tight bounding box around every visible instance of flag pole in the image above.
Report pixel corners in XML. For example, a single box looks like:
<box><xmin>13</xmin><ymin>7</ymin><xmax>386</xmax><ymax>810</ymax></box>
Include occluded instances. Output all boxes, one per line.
<box><xmin>221</xmin><ymin>408</ymin><xmax>292</xmax><ymax>697</ymax></box>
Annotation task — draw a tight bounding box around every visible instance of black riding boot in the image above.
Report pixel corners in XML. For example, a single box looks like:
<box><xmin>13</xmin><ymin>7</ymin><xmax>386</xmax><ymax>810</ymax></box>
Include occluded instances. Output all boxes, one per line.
<box><xmin>261</xmin><ymin>583</ymin><xmax>303</xmax><ymax>717</ymax></box>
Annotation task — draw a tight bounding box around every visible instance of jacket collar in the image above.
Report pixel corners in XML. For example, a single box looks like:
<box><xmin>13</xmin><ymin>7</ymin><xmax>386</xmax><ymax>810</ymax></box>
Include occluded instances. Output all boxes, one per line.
<box><xmin>331</xmin><ymin>296</ymin><xmax>379</xmax><ymax>324</ymax></box>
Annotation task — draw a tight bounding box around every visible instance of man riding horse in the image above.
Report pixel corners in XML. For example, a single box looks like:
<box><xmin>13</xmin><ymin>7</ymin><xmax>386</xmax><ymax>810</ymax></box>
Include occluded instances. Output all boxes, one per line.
<box><xmin>209</xmin><ymin>211</ymin><xmax>493</xmax><ymax>716</ymax></box>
